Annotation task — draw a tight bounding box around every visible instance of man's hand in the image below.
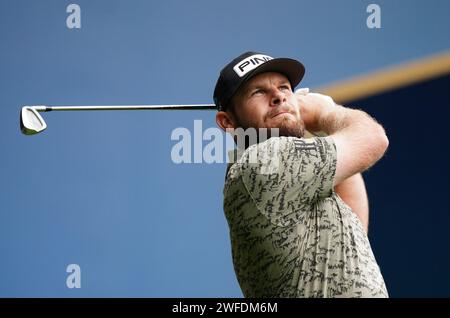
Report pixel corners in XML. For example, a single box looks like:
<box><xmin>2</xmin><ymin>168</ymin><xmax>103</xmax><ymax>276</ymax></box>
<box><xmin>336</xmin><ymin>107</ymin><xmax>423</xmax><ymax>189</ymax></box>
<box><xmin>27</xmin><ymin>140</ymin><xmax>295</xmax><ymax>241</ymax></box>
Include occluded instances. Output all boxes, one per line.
<box><xmin>295</xmin><ymin>89</ymin><xmax>336</xmax><ymax>133</ymax></box>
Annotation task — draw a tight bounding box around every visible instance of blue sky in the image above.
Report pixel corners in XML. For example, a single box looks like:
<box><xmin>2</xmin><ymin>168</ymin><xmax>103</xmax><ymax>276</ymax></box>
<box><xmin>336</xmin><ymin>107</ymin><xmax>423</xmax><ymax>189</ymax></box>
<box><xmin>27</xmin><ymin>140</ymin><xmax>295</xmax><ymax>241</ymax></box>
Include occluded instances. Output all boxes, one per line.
<box><xmin>1</xmin><ymin>0</ymin><xmax>449</xmax><ymax>297</ymax></box>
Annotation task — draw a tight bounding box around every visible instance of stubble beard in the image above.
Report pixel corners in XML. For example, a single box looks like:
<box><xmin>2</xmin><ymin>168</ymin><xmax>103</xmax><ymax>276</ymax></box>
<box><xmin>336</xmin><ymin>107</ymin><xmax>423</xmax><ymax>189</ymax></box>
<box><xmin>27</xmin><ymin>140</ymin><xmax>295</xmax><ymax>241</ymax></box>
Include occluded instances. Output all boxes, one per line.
<box><xmin>233</xmin><ymin>114</ymin><xmax>306</xmax><ymax>148</ymax></box>
<box><xmin>272</xmin><ymin>116</ymin><xmax>305</xmax><ymax>139</ymax></box>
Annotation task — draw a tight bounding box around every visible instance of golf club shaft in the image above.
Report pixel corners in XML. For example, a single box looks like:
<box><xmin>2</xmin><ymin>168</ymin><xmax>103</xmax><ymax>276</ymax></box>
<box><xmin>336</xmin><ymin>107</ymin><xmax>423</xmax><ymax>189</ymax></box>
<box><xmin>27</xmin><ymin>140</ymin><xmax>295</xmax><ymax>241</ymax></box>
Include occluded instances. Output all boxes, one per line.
<box><xmin>29</xmin><ymin>104</ymin><xmax>216</xmax><ymax>112</ymax></box>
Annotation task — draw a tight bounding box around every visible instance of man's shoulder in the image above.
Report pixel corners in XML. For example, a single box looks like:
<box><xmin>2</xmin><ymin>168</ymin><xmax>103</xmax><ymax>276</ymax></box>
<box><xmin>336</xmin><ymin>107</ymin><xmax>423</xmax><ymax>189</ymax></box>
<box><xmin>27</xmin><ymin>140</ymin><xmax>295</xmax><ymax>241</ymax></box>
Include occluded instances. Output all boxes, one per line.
<box><xmin>242</xmin><ymin>136</ymin><xmax>309</xmax><ymax>156</ymax></box>
<box><xmin>250</xmin><ymin>136</ymin><xmax>331</xmax><ymax>150</ymax></box>
<box><xmin>224</xmin><ymin>136</ymin><xmax>336</xmax><ymax>181</ymax></box>
<box><xmin>241</xmin><ymin>136</ymin><xmax>334</xmax><ymax>163</ymax></box>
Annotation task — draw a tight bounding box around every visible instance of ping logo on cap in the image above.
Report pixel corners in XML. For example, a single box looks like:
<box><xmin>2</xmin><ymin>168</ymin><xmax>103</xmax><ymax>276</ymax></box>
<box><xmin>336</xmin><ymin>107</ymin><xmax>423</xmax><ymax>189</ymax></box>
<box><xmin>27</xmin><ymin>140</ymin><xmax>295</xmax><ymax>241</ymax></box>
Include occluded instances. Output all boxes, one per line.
<box><xmin>233</xmin><ymin>54</ymin><xmax>273</xmax><ymax>77</ymax></box>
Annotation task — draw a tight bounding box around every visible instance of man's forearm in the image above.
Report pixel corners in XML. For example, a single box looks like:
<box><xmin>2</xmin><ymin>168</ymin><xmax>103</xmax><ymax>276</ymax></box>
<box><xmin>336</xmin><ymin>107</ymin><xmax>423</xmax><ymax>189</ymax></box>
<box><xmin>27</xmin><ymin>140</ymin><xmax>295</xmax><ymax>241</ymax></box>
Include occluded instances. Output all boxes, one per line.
<box><xmin>334</xmin><ymin>173</ymin><xmax>369</xmax><ymax>233</ymax></box>
<box><xmin>319</xmin><ymin>104</ymin><xmax>380</xmax><ymax>136</ymax></box>
<box><xmin>319</xmin><ymin>104</ymin><xmax>388</xmax><ymax>185</ymax></box>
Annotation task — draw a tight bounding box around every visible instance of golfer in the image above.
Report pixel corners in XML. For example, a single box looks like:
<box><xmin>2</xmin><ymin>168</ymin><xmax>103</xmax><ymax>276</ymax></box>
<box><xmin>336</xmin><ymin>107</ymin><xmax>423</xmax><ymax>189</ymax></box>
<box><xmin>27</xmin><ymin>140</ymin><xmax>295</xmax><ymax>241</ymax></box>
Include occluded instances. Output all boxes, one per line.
<box><xmin>213</xmin><ymin>51</ymin><xmax>389</xmax><ymax>298</ymax></box>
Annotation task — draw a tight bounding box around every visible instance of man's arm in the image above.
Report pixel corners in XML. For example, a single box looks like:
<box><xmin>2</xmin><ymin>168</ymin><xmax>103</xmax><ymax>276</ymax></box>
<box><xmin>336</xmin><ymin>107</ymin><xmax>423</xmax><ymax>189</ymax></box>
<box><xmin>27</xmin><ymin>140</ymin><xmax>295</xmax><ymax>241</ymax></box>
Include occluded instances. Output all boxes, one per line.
<box><xmin>334</xmin><ymin>173</ymin><xmax>369</xmax><ymax>233</ymax></box>
<box><xmin>298</xmin><ymin>93</ymin><xmax>389</xmax><ymax>186</ymax></box>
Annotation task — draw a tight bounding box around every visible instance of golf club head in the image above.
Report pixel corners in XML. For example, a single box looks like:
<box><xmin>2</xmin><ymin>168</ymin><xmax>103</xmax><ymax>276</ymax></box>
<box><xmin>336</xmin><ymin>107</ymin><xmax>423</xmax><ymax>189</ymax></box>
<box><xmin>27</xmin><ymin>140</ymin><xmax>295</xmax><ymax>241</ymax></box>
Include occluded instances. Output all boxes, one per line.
<box><xmin>20</xmin><ymin>106</ymin><xmax>47</xmax><ymax>135</ymax></box>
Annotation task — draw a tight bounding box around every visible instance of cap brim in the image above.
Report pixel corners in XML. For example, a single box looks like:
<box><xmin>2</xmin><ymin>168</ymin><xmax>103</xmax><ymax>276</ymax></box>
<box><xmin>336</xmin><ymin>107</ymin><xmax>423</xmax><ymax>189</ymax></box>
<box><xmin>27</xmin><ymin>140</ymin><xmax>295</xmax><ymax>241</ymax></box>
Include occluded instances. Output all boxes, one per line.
<box><xmin>242</xmin><ymin>57</ymin><xmax>305</xmax><ymax>90</ymax></box>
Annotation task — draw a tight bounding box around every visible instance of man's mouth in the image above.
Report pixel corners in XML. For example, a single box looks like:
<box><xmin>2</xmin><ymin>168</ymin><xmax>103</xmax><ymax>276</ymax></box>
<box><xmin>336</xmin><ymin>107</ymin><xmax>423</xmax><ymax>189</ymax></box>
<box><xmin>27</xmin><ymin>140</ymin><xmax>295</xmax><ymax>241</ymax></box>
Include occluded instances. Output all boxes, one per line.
<box><xmin>271</xmin><ymin>111</ymin><xmax>292</xmax><ymax>118</ymax></box>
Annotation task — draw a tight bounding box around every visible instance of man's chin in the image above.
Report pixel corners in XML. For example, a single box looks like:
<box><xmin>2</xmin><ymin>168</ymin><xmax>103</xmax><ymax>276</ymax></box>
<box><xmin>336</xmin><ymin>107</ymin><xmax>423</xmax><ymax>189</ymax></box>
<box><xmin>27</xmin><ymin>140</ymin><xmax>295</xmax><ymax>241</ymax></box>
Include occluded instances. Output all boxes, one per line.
<box><xmin>268</xmin><ymin>118</ymin><xmax>305</xmax><ymax>139</ymax></box>
<box><xmin>277</xmin><ymin>126</ymin><xmax>305</xmax><ymax>138</ymax></box>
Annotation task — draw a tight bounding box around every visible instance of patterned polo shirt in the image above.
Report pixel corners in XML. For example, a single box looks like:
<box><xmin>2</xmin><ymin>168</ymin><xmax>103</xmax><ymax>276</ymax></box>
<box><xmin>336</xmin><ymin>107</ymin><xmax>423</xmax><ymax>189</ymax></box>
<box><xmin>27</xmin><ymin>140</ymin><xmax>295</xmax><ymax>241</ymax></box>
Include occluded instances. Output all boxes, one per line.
<box><xmin>223</xmin><ymin>136</ymin><xmax>388</xmax><ymax>297</ymax></box>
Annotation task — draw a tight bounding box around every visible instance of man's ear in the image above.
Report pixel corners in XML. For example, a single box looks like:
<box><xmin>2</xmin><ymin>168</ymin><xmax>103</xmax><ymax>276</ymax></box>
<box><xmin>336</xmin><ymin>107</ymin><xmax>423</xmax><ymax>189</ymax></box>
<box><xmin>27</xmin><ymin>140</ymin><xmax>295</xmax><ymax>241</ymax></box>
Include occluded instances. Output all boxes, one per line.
<box><xmin>216</xmin><ymin>111</ymin><xmax>237</xmax><ymax>131</ymax></box>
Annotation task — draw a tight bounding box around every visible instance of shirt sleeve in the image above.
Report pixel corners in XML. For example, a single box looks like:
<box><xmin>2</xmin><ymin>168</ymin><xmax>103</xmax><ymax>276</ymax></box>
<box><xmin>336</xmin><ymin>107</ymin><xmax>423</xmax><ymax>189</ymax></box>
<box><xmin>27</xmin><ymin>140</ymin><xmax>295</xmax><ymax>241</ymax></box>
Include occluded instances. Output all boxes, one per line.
<box><xmin>238</xmin><ymin>136</ymin><xmax>337</xmax><ymax>227</ymax></box>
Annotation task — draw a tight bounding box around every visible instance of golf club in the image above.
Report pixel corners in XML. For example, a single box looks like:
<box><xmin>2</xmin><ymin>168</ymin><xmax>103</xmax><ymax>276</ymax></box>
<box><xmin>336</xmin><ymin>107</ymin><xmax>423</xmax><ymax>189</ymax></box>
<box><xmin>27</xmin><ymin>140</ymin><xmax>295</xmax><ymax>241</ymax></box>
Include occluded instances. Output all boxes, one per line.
<box><xmin>20</xmin><ymin>104</ymin><xmax>216</xmax><ymax>135</ymax></box>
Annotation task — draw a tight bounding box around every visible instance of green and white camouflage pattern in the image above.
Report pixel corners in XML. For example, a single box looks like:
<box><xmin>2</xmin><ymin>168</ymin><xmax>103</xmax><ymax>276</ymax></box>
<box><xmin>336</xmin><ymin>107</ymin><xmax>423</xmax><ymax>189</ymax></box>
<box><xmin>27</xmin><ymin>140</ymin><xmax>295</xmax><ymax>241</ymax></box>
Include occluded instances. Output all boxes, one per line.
<box><xmin>223</xmin><ymin>136</ymin><xmax>388</xmax><ymax>297</ymax></box>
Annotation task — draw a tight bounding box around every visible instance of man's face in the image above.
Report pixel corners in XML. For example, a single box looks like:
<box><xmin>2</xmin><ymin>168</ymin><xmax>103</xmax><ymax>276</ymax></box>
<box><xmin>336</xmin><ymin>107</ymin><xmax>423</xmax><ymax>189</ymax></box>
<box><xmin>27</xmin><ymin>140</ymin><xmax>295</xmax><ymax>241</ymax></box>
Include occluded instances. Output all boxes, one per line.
<box><xmin>229</xmin><ymin>72</ymin><xmax>305</xmax><ymax>138</ymax></box>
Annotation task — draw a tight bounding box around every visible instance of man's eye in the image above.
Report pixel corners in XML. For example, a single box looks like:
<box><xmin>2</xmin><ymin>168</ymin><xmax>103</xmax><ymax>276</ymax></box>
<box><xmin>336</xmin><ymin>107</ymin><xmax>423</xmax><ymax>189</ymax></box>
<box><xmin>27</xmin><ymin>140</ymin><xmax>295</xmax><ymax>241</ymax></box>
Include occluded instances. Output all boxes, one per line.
<box><xmin>280</xmin><ymin>85</ymin><xmax>290</xmax><ymax>91</ymax></box>
<box><xmin>251</xmin><ymin>89</ymin><xmax>263</xmax><ymax>96</ymax></box>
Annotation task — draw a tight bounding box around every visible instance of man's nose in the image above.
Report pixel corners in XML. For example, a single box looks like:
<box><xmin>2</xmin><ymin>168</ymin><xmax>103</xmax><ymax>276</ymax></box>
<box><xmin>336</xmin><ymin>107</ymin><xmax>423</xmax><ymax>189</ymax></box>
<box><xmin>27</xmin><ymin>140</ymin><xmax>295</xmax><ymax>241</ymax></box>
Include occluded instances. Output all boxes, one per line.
<box><xmin>270</xmin><ymin>90</ymin><xmax>287</xmax><ymax>107</ymax></box>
